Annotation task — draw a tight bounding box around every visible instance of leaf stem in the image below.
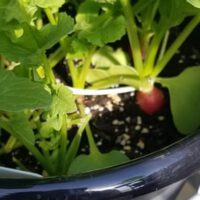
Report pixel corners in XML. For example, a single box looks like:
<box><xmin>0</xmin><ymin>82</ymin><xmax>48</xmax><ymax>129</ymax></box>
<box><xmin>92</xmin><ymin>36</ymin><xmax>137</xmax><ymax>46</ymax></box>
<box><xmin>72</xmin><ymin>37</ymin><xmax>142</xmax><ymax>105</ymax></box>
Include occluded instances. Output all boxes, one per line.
<box><xmin>76</xmin><ymin>48</ymin><xmax>95</xmax><ymax>88</ymax></box>
<box><xmin>152</xmin><ymin>14</ymin><xmax>200</xmax><ymax>77</ymax></box>
<box><xmin>0</xmin><ymin>116</ymin><xmax>53</xmax><ymax>175</ymax></box>
<box><xmin>158</xmin><ymin>30</ymin><xmax>170</xmax><ymax>61</ymax></box>
<box><xmin>57</xmin><ymin>116</ymin><xmax>68</xmax><ymax>175</ymax></box>
<box><xmin>49</xmin><ymin>47</ymin><xmax>66</xmax><ymax>69</ymax></box>
<box><xmin>43</xmin><ymin>55</ymin><xmax>55</xmax><ymax>84</ymax></box>
<box><xmin>120</xmin><ymin>0</ymin><xmax>143</xmax><ymax>75</ymax></box>
<box><xmin>64</xmin><ymin>114</ymin><xmax>91</xmax><ymax>174</ymax></box>
<box><xmin>4</xmin><ymin>136</ymin><xmax>17</xmax><ymax>153</ymax></box>
<box><xmin>132</xmin><ymin>0</ymin><xmax>155</xmax><ymax>15</ymax></box>
<box><xmin>143</xmin><ymin>25</ymin><xmax>167</xmax><ymax>76</ymax></box>
<box><xmin>67</xmin><ymin>59</ymin><xmax>78</xmax><ymax>87</ymax></box>
<box><xmin>44</xmin><ymin>8</ymin><xmax>57</xmax><ymax>25</ymax></box>
<box><xmin>78</xmin><ymin>104</ymin><xmax>100</xmax><ymax>155</ymax></box>
<box><xmin>89</xmin><ymin>75</ymin><xmax>140</xmax><ymax>89</ymax></box>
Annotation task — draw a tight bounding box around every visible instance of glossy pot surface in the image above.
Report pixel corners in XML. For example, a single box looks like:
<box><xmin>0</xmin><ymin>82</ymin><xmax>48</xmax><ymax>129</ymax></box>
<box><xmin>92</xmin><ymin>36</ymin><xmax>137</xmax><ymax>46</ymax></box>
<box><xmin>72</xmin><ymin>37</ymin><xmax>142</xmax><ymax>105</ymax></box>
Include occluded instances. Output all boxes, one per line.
<box><xmin>1</xmin><ymin>131</ymin><xmax>200</xmax><ymax>200</ymax></box>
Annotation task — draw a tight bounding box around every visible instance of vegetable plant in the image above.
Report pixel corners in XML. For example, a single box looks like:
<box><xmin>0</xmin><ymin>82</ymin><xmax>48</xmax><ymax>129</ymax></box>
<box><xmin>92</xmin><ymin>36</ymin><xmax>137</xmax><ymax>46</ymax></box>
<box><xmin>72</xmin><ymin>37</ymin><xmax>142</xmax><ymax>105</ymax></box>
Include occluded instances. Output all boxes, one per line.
<box><xmin>0</xmin><ymin>0</ymin><xmax>200</xmax><ymax>176</ymax></box>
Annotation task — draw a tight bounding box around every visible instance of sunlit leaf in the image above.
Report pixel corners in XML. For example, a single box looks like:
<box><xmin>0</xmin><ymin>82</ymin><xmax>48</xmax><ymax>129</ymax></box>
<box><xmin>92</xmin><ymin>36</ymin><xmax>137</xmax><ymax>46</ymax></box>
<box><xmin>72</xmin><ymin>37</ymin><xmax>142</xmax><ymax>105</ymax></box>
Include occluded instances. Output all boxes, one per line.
<box><xmin>159</xmin><ymin>67</ymin><xmax>200</xmax><ymax>134</ymax></box>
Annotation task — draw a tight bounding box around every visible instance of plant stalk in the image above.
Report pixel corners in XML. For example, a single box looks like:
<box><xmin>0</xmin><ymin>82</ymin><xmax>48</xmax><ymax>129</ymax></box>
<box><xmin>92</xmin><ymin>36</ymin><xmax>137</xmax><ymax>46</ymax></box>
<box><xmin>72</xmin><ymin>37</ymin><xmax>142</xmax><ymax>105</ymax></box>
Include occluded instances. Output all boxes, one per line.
<box><xmin>89</xmin><ymin>75</ymin><xmax>140</xmax><ymax>89</ymax></box>
<box><xmin>49</xmin><ymin>47</ymin><xmax>66</xmax><ymax>69</ymax></box>
<box><xmin>120</xmin><ymin>0</ymin><xmax>144</xmax><ymax>75</ymax></box>
<box><xmin>76</xmin><ymin>48</ymin><xmax>95</xmax><ymax>88</ymax></box>
<box><xmin>44</xmin><ymin>8</ymin><xmax>57</xmax><ymax>25</ymax></box>
<box><xmin>152</xmin><ymin>14</ymin><xmax>200</xmax><ymax>77</ymax></box>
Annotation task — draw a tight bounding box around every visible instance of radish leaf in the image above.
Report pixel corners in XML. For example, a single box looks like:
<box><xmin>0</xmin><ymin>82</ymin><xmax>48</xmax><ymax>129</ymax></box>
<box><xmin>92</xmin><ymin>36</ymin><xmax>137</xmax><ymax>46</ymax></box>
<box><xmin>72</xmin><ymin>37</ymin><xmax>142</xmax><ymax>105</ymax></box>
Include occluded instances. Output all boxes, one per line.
<box><xmin>187</xmin><ymin>0</ymin><xmax>200</xmax><ymax>8</ymax></box>
<box><xmin>0</xmin><ymin>13</ymin><xmax>74</xmax><ymax>66</ymax></box>
<box><xmin>8</xmin><ymin>113</ymin><xmax>35</xmax><ymax>145</ymax></box>
<box><xmin>0</xmin><ymin>69</ymin><xmax>51</xmax><ymax>112</ymax></box>
<box><xmin>76</xmin><ymin>0</ymin><xmax>126</xmax><ymax>47</ymax></box>
<box><xmin>159</xmin><ymin>67</ymin><xmax>200</xmax><ymax>134</ymax></box>
<box><xmin>68</xmin><ymin>150</ymin><xmax>129</xmax><ymax>175</ymax></box>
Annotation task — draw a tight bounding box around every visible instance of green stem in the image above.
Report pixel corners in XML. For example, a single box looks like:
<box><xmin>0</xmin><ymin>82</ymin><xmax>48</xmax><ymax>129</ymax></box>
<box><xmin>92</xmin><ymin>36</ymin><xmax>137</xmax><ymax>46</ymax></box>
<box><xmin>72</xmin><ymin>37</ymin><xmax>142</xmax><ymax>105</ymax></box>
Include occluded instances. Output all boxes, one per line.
<box><xmin>85</xmin><ymin>124</ymin><xmax>100</xmax><ymax>155</ymax></box>
<box><xmin>68</xmin><ymin>59</ymin><xmax>78</xmax><ymax>87</ymax></box>
<box><xmin>76</xmin><ymin>48</ymin><xmax>95</xmax><ymax>88</ymax></box>
<box><xmin>57</xmin><ymin>116</ymin><xmax>68</xmax><ymax>175</ymax></box>
<box><xmin>158</xmin><ymin>30</ymin><xmax>170</xmax><ymax>61</ymax></box>
<box><xmin>42</xmin><ymin>148</ymin><xmax>54</xmax><ymax>175</ymax></box>
<box><xmin>0</xmin><ymin>117</ymin><xmax>52</xmax><ymax>175</ymax></box>
<box><xmin>49</xmin><ymin>47</ymin><xmax>66</xmax><ymax>69</ymax></box>
<box><xmin>79</xmin><ymin>104</ymin><xmax>99</xmax><ymax>155</ymax></box>
<box><xmin>89</xmin><ymin>75</ymin><xmax>140</xmax><ymax>89</ymax></box>
<box><xmin>120</xmin><ymin>0</ymin><xmax>143</xmax><ymax>75</ymax></box>
<box><xmin>43</xmin><ymin>55</ymin><xmax>55</xmax><ymax>84</ymax></box>
<box><xmin>36</xmin><ymin>18</ymin><xmax>43</xmax><ymax>30</ymax></box>
<box><xmin>4</xmin><ymin>136</ymin><xmax>17</xmax><ymax>153</ymax></box>
<box><xmin>44</xmin><ymin>8</ymin><xmax>57</xmax><ymax>25</ymax></box>
<box><xmin>132</xmin><ymin>0</ymin><xmax>155</xmax><ymax>15</ymax></box>
<box><xmin>152</xmin><ymin>14</ymin><xmax>200</xmax><ymax>77</ymax></box>
<box><xmin>13</xmin><ymin>157</ymin><xmax>29</xmax><ymax>171</ymax></box>
<box><xmin>64</xmin><ymin>114</ymin><xmax>91</xmax><ymax>173</ymax></box>
<box><xmin>143</xmin><ymin>25</ymin><xmax>167</xmax><ymax>76</ymax></box>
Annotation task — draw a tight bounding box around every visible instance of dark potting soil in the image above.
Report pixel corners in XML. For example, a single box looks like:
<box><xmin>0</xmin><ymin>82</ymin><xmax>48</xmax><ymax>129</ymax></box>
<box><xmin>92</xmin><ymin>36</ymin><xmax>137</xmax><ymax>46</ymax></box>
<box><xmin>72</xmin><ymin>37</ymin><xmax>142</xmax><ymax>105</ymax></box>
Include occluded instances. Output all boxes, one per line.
<box><xmin>1</xmin><ymin>25</ymin><xmax>200</xmax><ymax>175</ymax></box>
<box><xmin>80</xmin><ymin>89</ymin><xmax>182</xmax><ymax>159</ymax></box>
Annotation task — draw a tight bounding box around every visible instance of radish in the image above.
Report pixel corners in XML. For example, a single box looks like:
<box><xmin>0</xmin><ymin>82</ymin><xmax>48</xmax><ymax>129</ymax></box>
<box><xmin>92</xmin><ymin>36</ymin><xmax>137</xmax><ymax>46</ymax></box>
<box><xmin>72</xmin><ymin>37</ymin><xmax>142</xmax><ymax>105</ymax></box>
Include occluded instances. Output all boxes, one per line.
<box><xmin>136</xmin><ymin>86</ymin><xmax>164</xmax><ymax>115</ymax></box>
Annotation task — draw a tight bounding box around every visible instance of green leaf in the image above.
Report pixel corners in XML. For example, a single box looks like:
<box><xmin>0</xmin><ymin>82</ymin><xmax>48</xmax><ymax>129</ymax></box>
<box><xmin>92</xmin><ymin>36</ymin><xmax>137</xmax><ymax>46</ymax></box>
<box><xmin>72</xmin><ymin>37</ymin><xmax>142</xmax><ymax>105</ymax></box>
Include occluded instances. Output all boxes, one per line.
<box><xmin>159</xmin><ymin>67</ymin><xmax>200</xmax><ymax>134</ymax></box>
<box><xmin>92</xmin><ymin>46</ymin><xmax>130</xmax><ymax>67</ymax></box>
<box><xmin>67</xmin><ymin>38</ymin><xmax>93</xmax><ymax>59</ymax></box>
<box><xmin>0</xmin><ymin>0</ymin><xmax>37</xmax><ymax>26</ymax></box>
<box><xmin>187</xmin><ymin>0</ymin><xmax>200</xmax><ymax>8</ymax></box>
<box><xmin>50</xmin><ymin>84</ymin><xmax>77</xmax><ymax>116</ymax></box>
<box><xmin>40</xmin><ymin>84</ymin><xmax>76</xmax><ymax>133</ymax></box>
<box><xmin>158</xmin><ymin>0</ymin><xmax>199</xmax><ymax>27</ymax></box>
<box><xmin>76</xmin><ymin>0</ymin><xmax>126</xmax><ymax>47</ymax></box>
<box><xmin>0</xmin><ymin>69</ymin><xmax>51</xmax><ymax>112</ymax></box>
<box><xmin>0</xmin><ymin>13</ymin><xmax>74</xmax><ymax>66</ymax></box>
<box><xmin>9</xmin><ymin>112</ymin><xmax>35</xmax><ymax>145</ymax></box>
<box><xmin>86</xmin><ymin>45</ymin><xmax>136</xmax><ymax>84</ymax></box>
<box><xmin>68</xmin><ymin>150</ymin><xmax>129</xmax><ymax>175</ymax></box>
<box><xmin>86</xmin><ymin>65</ymin><xmax>138</xmax><ymax>84</ymax></box>
<box><xmin>34</xmin><ymin>0</ymin><xmax>65</xmax><ymax>12</ymax></box>
<box><xmin>92</xmin><ymin>0</ymin><xmax>117</xmax><ymax>4</ymax></box>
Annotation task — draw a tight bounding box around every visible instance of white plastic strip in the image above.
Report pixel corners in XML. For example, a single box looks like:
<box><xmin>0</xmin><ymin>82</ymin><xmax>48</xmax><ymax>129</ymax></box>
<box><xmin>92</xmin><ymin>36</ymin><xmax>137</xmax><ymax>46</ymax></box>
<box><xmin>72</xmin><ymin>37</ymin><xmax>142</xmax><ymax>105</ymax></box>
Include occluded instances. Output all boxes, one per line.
<box><xmin>67</xmin><ymin>86</ymin><xmax>135</xmax><ymax>96</ymax></box>
<box><xmin>0</xmin><ymin>167</ymin><xmax>42</xmax><ymax>179</ymax></box>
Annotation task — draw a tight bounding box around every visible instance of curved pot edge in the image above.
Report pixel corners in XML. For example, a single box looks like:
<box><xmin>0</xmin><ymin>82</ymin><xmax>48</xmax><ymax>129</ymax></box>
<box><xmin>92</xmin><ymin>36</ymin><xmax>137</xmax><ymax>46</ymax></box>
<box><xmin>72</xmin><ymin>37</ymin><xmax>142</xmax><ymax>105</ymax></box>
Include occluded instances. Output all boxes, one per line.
<box><xmin>1</xmin><ymin>130</ymin><xmax>200</xmax><ymax>199</ymax></box>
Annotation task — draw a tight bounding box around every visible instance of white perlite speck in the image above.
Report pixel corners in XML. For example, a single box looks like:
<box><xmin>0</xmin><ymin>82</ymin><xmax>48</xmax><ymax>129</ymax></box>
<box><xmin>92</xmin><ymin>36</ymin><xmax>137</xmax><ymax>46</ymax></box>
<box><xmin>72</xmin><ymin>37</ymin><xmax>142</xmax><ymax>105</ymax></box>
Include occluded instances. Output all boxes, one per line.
<box><xmin>137</xmin><ymin>140</ymin><xmax>145</xmax><ymax>149</ymax></box>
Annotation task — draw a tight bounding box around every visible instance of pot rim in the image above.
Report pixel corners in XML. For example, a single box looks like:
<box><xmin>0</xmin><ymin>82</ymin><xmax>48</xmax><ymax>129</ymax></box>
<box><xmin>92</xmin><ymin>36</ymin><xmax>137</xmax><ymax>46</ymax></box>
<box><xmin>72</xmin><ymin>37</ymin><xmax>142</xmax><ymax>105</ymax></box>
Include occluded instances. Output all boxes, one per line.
<box><xmin>1</xmin><ymin>130</ymin><xmax>200</xmax><ymax>199</ymax></box>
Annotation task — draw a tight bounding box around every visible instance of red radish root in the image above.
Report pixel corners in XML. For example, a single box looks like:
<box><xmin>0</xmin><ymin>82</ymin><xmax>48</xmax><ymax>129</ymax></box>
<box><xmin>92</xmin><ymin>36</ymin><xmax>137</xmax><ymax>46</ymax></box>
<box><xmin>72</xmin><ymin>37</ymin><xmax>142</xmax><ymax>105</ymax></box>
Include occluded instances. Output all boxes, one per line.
<box><xmin>136</xmin><ymin>86</ymin><xmax>164</xmax><ymax>115</ymax></box>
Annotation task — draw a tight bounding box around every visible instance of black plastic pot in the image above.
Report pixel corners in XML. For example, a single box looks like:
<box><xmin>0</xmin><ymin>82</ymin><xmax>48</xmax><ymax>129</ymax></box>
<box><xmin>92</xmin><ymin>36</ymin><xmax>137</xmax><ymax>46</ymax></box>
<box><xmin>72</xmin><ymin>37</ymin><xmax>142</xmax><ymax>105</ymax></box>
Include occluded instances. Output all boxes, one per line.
<box><xmin>1</xmin><ymin>131</ymin><xmax>200</xmax><ymax>200</ymax></box>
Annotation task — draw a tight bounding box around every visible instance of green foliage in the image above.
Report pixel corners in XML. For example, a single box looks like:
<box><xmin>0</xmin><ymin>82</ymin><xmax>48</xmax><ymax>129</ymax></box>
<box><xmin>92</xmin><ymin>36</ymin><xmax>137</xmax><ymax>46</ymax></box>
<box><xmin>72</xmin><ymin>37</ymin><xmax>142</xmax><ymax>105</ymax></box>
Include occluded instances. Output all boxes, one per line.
<box><xmin>0</xmin><ymin>13</ymin><xmax>74</xmax><ymax>66</ymax></box>
<box><xmin>50</xmin><ymin>84</ymin><xmax>77</xmax><ymax>116</ymax></box>
<box><xmin>158</xmin><ymin>0</ymin><xmax>199</xmax><ymax>28</ymax></box>
<box><xmin>68</xmin><ymin>150</ymin><xmax>129</xmax><ymax>175</ymax></box>
<box><xmin>75</xmin><ymin>0</ymin><xmax>126</xmax><ymax>47</ymax></box>
<box><xmin>0</xmin><ymin>69</ymin><xmax>51</xmax><ymax>112</ymax></box>
<box><xmin>92</xmin><ymin>46</ymin><xmax>130</xmax><ymax>67</ymax></box>
<box><xmin>0</xmin><ymin>0</ymin><xmax>37</xmax><ymax>26</ymax></box>
<box><xmin>159</xmin><ymin>67</ymin><xmax>200</xmax><ymax>134</ymax></box>
<box><xmin>187</xmin><ymin>0</ymin><xmax>200</xmax><ymax>8</ymax></box>
<box><xmin>41</xmin><ymin>84</ymin><xmax>77</xmax><ymax>131</ymax></box>
<box><xmin>8</xmin><ymin>112</ymin><xmax>35</xmax><ymax>145</ymax></box>
<box><xmin>34</xmin><ymin>0</ymin><xmax>65</xmax><ymax>10</ymax></box>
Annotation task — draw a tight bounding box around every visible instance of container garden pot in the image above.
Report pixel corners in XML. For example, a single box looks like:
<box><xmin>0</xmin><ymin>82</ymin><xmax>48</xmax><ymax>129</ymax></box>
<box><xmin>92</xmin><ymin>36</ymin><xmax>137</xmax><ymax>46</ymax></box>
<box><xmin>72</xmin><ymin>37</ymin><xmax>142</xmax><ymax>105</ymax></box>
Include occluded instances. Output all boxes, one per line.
<box><xmin>1</xmin><ymin>1</ymin><xmax>200</xmax><ymax>200</ymax></box>
<box><xmin>1</xmin><ymin>131</ymin><xmax>200</xmax><ymax>200</ymax></box>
